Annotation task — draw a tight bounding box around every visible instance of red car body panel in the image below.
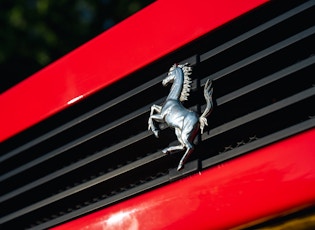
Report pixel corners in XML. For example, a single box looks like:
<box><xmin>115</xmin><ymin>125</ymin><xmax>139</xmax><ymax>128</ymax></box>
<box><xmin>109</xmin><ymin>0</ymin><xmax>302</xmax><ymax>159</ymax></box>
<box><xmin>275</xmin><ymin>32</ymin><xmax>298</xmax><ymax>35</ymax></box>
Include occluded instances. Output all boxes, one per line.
<box><xmin>0</xmin><ymin>0</ymin><xmax>268</xmax><ymax>142</ymax></box>
<box><xmin>52</xmin><ymin>128</ymin><xmax>315</xmax><ymax>230</ymax></box>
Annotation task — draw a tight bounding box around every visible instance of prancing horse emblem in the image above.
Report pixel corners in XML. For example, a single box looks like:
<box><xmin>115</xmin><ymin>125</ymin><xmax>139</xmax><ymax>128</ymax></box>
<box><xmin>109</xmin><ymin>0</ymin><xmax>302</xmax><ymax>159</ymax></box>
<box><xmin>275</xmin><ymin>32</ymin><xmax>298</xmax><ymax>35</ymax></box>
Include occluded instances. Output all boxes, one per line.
<box><xmin>148</xmin><ymin>63</ymin><xmax>213</xmax><ymax>171</ymax></box>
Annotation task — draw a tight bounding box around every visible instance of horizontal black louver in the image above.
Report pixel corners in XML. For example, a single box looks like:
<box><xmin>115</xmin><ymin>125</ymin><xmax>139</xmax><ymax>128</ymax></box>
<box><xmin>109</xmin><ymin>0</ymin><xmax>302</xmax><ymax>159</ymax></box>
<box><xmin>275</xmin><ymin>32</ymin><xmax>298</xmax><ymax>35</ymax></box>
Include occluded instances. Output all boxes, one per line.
<box><xmin>1</xmin><ymin>0</ymin><xmax>314</xmax><ymax>228</ymax></box>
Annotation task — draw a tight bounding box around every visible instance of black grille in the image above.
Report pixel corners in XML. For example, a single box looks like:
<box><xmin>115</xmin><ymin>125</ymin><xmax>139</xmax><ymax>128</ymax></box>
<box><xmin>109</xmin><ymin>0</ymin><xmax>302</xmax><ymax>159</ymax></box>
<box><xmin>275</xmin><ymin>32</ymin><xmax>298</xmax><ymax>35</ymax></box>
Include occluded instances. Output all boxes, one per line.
<box><xmin>1</xmin><ymin>0</ymin><xmax>315</xmax><ymax>229</ymax></box>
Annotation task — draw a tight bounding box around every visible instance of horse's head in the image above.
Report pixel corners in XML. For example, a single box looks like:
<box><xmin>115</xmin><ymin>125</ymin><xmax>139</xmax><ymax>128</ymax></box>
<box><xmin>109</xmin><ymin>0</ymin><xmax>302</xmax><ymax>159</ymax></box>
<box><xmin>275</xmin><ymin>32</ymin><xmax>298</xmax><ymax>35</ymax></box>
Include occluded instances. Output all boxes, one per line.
<box><xmin>162</xmin><ymin>64</ymin><xmax>179</xmax><ymax>86</ymax></box>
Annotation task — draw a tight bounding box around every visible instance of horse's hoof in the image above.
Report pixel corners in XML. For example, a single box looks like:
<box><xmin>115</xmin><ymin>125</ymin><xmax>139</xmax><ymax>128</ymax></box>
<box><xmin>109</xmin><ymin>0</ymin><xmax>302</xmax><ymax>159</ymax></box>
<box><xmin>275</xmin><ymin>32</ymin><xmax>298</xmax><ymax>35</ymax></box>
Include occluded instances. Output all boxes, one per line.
<box><xmin>177</xmin><ymin>163</ymin><xmax>184</xmax><ymax>171</ymax></box>
<box><xmin>162</xmin><ymin>148</ymin><xmax>169</xmax><ymax>154</ymax></box>
<box><xmin>153</xmin><ymin>130</ymin><xmax>159</xmax><ymax>138</ymax></box>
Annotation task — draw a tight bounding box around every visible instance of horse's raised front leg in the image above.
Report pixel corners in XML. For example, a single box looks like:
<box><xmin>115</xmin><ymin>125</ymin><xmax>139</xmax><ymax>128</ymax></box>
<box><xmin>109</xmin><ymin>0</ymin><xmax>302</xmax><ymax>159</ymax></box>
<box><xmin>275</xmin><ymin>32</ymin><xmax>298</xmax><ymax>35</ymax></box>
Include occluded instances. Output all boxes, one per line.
<box><xmin>150</xmin><ymin>104</ymin><xmax>162</xmax><ymax>116</ymax></box>
<box><xmin>148</xmin><ymin>105</ymin><xmax>162</xmax><ymax>137</ymax></box>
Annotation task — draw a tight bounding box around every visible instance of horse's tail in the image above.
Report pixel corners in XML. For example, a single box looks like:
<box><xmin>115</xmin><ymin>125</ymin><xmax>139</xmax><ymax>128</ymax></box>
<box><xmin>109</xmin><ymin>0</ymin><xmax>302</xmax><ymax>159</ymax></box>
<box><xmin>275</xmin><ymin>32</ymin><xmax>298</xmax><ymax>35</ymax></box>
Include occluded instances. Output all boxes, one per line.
<box><xmin>199</xmin><ymin>80</ymin><xmax>213</xmax><ymax>134</ymax></box>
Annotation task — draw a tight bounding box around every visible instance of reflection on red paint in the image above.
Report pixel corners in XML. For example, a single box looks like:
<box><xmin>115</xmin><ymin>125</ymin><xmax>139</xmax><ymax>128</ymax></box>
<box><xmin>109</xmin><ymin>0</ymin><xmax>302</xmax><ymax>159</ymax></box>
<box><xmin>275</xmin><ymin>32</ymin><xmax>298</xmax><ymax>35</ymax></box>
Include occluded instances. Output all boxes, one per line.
<box><xmin>0</xmin><ymin>0</ymin><xmax>268</xmax><ymax>142</ymax></box>
<box><xmin>67</xmin><ymin>95</ymin><xmax>84</xmax><ymax>105</ymax></box>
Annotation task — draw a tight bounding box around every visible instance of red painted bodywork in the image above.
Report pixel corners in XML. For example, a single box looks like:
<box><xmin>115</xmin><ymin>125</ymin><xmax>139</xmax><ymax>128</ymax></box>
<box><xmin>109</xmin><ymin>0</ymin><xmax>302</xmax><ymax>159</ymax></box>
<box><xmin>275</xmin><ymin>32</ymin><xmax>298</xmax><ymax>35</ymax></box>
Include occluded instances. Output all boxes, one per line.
<box><xmin>0</xmin><ymin>0</ymin><xmax>268</xmax><ymax>142</ymax></box>
<box><xmin>52</xmin><ymin>128</ymin><xmax>315</xmax><ymax>230</ymax></box>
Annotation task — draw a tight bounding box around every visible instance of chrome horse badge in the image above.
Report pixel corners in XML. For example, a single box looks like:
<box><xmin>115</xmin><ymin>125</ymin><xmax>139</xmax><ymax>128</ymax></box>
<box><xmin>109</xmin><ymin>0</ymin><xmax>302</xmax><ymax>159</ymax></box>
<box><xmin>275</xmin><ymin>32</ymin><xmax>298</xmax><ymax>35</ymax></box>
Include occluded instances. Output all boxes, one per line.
<box><xmin>148</xmin><ymin>63</ymin><xmax>213</xmax><ymax>170</ymax></box>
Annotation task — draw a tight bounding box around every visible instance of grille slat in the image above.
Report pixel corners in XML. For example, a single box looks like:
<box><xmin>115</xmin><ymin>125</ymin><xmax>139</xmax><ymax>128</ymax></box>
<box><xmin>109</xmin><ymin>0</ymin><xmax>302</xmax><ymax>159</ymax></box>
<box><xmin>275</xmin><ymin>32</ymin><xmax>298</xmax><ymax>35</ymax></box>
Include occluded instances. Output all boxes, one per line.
<box><xmin>204</xmin><ymin>87</ymin><xmax>315</xmax><ymax>141</ymax></box>
<box><xmin>1</xmin><ymin>0</ymin><xmax>314</xmax><ymax>228</ymax></box>
<box><xmin>29</xmin><ymin>174</ymin><xmax>170</xmax><ymax>230</ymax></box>
<box><xmin>0</xmin><ymin>151</ymin><xmax>168</xmax><ymax>224</ymax></box>
<box><xmin>217</xmin><ymin>56</ymin><xmax>315</xmax><ymax>105</ymax></box>
<box><xmin>199</xmin><ymin>1</ymin><xmax>315</xmax><ymax>62</ymax></box>
<box><xmin>0</xmin><ymin>71</ymin><xmax>165</xmax><ymax>165</ymax></box>
<box><xmin>204</xmin><ymin>26</ymin><xmax>315</xmax><ymax>82</ymax></box>
<box><xmin>0</xmin><ymin>97</ymin><xmax>163</xmax><ymax>185</ymax></box>
<box><xmin>202</xmin><ymin>117</ymin><xmax>315</xmax><ymax>168</ymax></box>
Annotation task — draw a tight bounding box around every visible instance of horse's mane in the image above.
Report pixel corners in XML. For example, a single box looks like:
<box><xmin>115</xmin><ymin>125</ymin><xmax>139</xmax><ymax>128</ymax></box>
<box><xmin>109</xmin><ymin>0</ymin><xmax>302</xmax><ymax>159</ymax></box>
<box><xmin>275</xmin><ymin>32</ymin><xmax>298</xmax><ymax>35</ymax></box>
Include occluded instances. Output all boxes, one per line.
<box><xmin>172</xmin><ymin>63</ymin><xmax>192</xmax><ymax>102</ymax></box>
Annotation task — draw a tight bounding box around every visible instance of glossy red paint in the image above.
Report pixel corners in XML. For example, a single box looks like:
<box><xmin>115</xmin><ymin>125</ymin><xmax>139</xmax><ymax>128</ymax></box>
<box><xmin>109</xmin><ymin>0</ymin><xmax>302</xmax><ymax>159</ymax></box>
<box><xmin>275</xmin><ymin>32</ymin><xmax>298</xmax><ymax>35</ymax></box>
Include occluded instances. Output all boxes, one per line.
<box><xmin>52</xmin><ymin>128</ymin><xmax>315</xmax><ymax>230</ymax></box>
<box><xmin>0</xmin><ymin>0</ymin><xmax>268</xmax><ymax>142</ymax></box>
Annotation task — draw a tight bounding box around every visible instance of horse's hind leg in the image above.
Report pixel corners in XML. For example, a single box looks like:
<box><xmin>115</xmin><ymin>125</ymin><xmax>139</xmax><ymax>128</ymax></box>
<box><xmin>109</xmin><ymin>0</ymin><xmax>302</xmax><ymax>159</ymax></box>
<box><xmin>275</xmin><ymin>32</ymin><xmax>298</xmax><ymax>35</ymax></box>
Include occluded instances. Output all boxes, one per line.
<box><xmin>162</xmin><ymin>145</ymin><xmax>185</xmax><ymax>154</ymax></box>
<box><xmin>177</xmin><ymin>132</ymin><xmax>195</xmax><ymax>170</ymax></box>
<box><xmin>162</xmin><ymin>128</ymin><xmax>185</xmax><ymax>154</ymax></box>
<box><xmin>177</xmin><ymin>123</ymin><xmax>199</xmax><ymax>171</ymax></box>
<box><xmin>177</xmin><ymin>144</ymin><xmax>194</xmax><ymax>171</ymax></box>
